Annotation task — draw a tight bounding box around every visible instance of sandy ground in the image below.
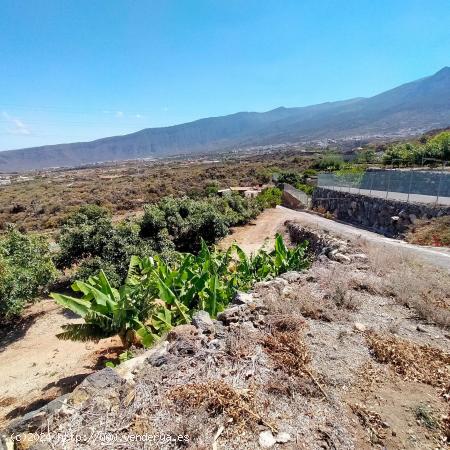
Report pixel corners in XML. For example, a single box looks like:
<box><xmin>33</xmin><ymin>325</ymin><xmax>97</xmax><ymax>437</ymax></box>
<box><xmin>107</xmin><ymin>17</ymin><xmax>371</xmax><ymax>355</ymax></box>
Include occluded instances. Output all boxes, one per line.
<box><xmin>0</xmin><ymin>300</ymin><xmax>121</xmax><ymax>426</ymax></box>
<box><xmin>219</xmin><ymin>207</ymin><xmax>310</xmax><ymax>254</ymax></box>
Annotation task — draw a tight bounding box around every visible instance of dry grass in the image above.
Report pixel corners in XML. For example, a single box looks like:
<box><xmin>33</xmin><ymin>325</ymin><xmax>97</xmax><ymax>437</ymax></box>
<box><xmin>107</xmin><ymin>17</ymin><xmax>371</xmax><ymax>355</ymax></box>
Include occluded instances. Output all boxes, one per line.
<box><xmin>330</xmin><ymin>285</ymin><xmax>361</xmax><ymax>311</ymax></box>
<box><xmin>406</xmin><ymin>216</ymin><xmax>450</xmax><ymax>247</ymax></box>
<box><xmin>358</xmin><ymin>241</ymin><xmax>450</xmax><ymax>328</ymax></box>
<box><xmin>168</xmin><ymin>380</ymin><xmax>276</xmax><ymax>432</ymax></box>
<box><xmin>356</xmin><ymin>238</ymin><xmax>408</xmax><ymax>276</ymax></box>
<box><xmin>224</xmin><ymin>326</ymin><xmax>259</xmax><ymax>359</ymax></box>
<box><xmin>263</xmin><ymin>316</ymin><xmax>328</xmax><ymax>398</ymax></box>
<box><xmin>266</xmin><ymin>283</ymin><xmax>336</xmax><ymax>322</ymax></box>
<box><xmin>384</xmin><ymin>259</ymin><xmax>450</xmax><ymax>328</ymax></box>
<box><xmin>263</xmin><ymin>328</ymin><xmax>310</xmax><ymax>377</ymax></box>
<box><xmin>366</xmin><ymin>331</ymin><xmax>450</xmax><ymax>388</ymax></box>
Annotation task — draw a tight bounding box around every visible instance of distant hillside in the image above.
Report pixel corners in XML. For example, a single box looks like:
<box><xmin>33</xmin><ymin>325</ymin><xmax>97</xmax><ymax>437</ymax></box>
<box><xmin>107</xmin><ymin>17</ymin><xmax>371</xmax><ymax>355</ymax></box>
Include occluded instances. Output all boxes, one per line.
<box><xmin>1</xmin><ymin>67</ymin><xmax>450</xmax><ymax>172</ymax></box>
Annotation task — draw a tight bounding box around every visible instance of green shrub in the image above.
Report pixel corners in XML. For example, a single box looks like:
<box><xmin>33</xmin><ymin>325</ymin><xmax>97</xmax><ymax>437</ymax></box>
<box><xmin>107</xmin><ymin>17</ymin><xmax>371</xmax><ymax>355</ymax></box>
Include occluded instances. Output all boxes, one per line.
<box><xmin>313</xmin><ymin>153</ymin><xmax>345</xmax><ymax>171</ymax></box>
<box><xmin>204</xmin><ymin>182</ymin><xmax>219</xmax><ymax>196</ymax></box>
<box><xmin>140</xmin><ymin>195</ymin><xmax>261</xmax><ymax>253</ymax></box>
<box><xmin>302</xmin><ymin>169</ymin><xmax>318</xmax><ymax>178</ymax></box>
<box><xmin>75</xmin><ymin>257</ymin><xmax>123</xmax><ymax>288</ymax></box>
<box><xmin>383</xmin><ymin>132</ymin><xmax>450</xmax><ymax>166</ymax></box>
<box><xmin>256</xmin><ymin>187</ymin><xmax>283</xmax><ymax>208</ymax></box>
<box><xmin>56</xmin><ymin>206</ymin><xmax>155</xmax><ymax>285</ymax></box>
<box><xmin>294</xmin><ymin>183</ymin><xmax>314</xmax><ymax>195</ymax></box>
<box><xmin>0</xmin><ymin>226</ymin><xmax>57</xmax><ymax>320</ymax></box>
<box><xmin>277</xmin><ymin>171</ymin><xmax>303</xmax><ymax>186</ymax></box>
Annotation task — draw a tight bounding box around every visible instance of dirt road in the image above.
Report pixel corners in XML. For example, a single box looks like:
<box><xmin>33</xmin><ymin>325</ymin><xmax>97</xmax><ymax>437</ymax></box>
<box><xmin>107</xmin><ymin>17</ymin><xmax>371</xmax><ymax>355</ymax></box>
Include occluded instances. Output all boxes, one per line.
<box><xmin>221</xmin><ymin>206</ymin><xmax>450</xmax><ymax>270</ymax></box>
<box><xmin>219</xmin><ymin>207</ymin><xmax>314</xmax><ymax>253</ymax></box>
<box><xmin>0</xmin><ymin>300</ymin><xmax>121</xmax><ymax>426</ymax></box>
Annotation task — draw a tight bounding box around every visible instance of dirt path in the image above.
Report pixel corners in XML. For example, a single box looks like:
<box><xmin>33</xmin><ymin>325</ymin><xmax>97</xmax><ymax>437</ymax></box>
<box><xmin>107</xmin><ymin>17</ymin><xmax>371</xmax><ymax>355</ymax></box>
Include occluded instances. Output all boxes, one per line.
<box><xmin>0</xmin><ymin>300</ymin><xmax>121</xmax><ymax>426</ymax></box>
<box><xmin>222</xmin><ymin>206</ymin><xmax>450</xmax><ymax>270</ymax></box>
<box><xmin>219</xmin><ymin>207</ymin><xmax>310</xmax><ymax>254</ymax></box>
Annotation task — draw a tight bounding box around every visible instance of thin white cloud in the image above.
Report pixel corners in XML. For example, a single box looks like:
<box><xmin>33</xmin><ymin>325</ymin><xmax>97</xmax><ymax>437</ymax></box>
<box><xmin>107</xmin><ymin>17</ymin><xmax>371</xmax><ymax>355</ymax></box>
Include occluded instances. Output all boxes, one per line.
<box><xmin>2</xmin><ymin>111</ymin><xmax>31</xmax><ymax>135</ymax></box>
<box><xmin>135</xmin><ymin>114</ymin><xmax>143</xmax><ymax>118</ymax></box>
<box><xmin>115</xmin><ymin>111</ymin><xmax>124</xmax><ymax>118</ymax></box>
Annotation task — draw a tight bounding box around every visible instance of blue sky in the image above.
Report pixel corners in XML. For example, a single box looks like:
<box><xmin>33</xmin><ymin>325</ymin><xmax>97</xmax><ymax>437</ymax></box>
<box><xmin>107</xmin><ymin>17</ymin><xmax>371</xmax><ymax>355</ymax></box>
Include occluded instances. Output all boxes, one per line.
<box><xmin>1</xmin><ymin>0</ymin><xmax>449</xmax><ymax>151</ymax></box>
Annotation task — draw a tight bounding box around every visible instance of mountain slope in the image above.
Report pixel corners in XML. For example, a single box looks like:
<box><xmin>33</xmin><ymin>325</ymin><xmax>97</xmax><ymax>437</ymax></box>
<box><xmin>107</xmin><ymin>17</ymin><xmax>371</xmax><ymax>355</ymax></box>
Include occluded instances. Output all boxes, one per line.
<box><xmin>1</xmin><ymin>67</ymin><xmax>450</xmax><ymax>172</ymax></box>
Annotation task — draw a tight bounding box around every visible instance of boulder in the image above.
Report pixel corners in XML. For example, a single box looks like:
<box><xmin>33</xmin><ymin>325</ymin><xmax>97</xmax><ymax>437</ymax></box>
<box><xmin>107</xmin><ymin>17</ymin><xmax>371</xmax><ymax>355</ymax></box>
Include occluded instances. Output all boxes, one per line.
<box><xmin>279</xmin><ymin>271</ymin><xmax>304</xmax><ymax>283</ymax></box>
<box><xmin>259</xmin><ymin>430</ymin><xmax>276</xmax><ymax>448</ymax></box>
<box><xmin>145</xmin><ymin>341</ymin><xmax>170</xmax><ymax>367</ymax></box>
<box><xmin>217</xmin><ymin>305</ymin><xmax>247</xmax><ymax>324</ymax></box>
<box><xmin>192</xmin><ymin>310</ymin><xmax>215</xmax><ymax>334</ymax></box>
<box><xmin>275</xmin><ymin>431</ymin><xmax>292</xmax><ymax>443</ymax></box>
<box><xmin>332</xmin><ymin>253</ymin><xmax>351</xmax><ymax>264</ymax></box>
<box><xmin>353</xmin><ymin>322</ymin><xmax>367</xmax><ymax>332</ymax></box>
<box><xmin>167</xmin><ymin>325</ymin><xmax>203</xmax><ymax>356</ymax></box>
<box><xmin>232</xmin><ymin>291</ymin><xmax>254</xmax><ymax>305</ymax></box>
<box><xmin>5</xmin><ymin>394</ymin><xmax>70</xmax><ymax>434</ymax></box>
<box><xmin>167</xmin><ymin>325</ymin><xmax>198</xmax><ymax>342</ymax></box>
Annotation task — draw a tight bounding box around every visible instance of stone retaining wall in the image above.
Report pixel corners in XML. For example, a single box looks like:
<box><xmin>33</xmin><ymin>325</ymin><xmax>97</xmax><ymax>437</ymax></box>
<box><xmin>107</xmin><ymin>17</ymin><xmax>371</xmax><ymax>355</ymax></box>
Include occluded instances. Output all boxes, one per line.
<box><xmin>312</xmin><ymin>187</ymin><xmax>450</xmax><ymax>236</ymax></box>
<box><xmin>281</xmin><ymin>183</ymin><xmax>310</xmax><ymax>210</ymax></box>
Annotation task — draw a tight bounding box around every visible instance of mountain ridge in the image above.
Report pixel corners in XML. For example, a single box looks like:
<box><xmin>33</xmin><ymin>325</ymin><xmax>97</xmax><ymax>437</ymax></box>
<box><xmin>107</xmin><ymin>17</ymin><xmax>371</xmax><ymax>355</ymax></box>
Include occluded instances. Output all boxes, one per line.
<box><xmin>1</xmin><ymin>68</ymin><xmax>449</xmax><ymax>172</ymax></box>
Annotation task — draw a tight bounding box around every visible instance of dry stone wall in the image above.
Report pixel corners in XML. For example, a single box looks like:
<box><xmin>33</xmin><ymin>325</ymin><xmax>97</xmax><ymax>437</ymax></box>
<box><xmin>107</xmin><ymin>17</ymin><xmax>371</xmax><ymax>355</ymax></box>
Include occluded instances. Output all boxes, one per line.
<box><xmin>312</xmin><ymin>187</ymin><xmax>450</xmax><ymax>236</ymax></box>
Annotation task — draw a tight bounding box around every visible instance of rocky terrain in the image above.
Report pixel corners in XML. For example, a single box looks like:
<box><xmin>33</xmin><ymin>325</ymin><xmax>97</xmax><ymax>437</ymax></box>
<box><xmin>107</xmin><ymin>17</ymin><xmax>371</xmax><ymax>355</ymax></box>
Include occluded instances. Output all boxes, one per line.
<box><xmin>1</xmin><ymin>222</ymin><xmax>449</xmax><ymax>449</ymax></box>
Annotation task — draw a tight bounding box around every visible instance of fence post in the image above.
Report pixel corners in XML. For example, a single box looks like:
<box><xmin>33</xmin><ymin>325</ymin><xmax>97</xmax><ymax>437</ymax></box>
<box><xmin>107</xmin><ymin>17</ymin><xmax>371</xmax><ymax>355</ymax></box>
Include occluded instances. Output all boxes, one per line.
<box><xmin>407</xmin><ymin>169</ymin><xmax>413</xmax><ymax>203</ymax></box>
<box><xmin>436</xmin><ymin>171</ymin><xmax>443</xmax><ymax>206</ymax></box>
<box><xmin>386</xmin><ymin>170</ymin><xmax>392</xmax><ymax>200</ymax></box>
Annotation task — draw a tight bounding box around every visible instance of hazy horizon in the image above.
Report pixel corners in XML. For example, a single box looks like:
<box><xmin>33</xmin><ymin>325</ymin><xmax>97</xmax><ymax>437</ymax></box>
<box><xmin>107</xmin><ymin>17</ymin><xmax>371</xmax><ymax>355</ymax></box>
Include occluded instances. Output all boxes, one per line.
<box><xmin>1</xmin><ymin>0</ymin><xmax>450</xmax><ymax>151</ymax></box>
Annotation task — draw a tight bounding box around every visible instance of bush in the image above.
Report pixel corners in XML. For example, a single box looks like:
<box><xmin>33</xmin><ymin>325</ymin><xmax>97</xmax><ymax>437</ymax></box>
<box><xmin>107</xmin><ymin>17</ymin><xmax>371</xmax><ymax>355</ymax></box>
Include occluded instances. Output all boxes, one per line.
<box><xmin>0</xmin><ymin>226</ymin><xmax>57</xmax><ymax>320</ymax></box>
<box><xmin>256</xmin><ymin>187</ymin><xmax>283</xmax><ymax>208</ymax></box>
<box><xmin>56</xmin><ymin>205</ymin><xmax>155</xmax><ymax>286</ymax></box>
<box><xmin>277</xmin><ymin>171</ymin><xmax>303</xmax><ymax>186</ymax></box>
<box><xmin>383</xmin><ymin>132</ymin><xmax>450</xmax><ymax>166</ymax></box>
<box><xmin>140</xmin><ymin>195</ymin><xmax>261</xmax><ymax>253</ymax></box>
<box><xmin>302</xmin><ymin>169</ymin><xmax>317</xmax><ymax>178</ymax></box>
<box><xmin>313</xmin><ymin>153</ymin><xmax>344</xmax><ymax>171</ymax></box>
<box><xmin>295</xmin><ymin>183</ymin><xmax>314</xmax><ymax>195</ymax></box>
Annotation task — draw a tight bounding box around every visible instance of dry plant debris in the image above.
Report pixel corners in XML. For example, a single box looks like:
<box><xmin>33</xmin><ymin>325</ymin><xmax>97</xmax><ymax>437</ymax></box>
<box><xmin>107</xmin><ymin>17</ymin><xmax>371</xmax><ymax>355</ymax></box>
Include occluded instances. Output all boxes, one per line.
<box><xmin>350</xmin><ymin>403</ymin><xmax>387</xmax><ymax>445</ymax></box>
<box><xmin>168</xmin><ymin>380</ymin><xmax>276</xmax><ymax>432</ymax></box>
<box><xmin>366</xmin><ymin>331</ymin><xmax>450</xmax><ymax>388</ymax></box>
<box><xmin>263</xmin><ymin>316</ymin><xmax>328</xmax><ymax>398</ymax></box>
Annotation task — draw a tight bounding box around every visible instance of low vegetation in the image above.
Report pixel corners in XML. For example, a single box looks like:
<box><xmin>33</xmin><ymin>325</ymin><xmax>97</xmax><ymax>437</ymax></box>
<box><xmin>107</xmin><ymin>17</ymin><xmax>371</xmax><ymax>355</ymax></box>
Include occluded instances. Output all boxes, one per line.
<box><xmin>51</xmin><ymin>235</ymin><xmax>309</xmax><ymax>347</ymax></box>
<box><xmin>0</xmin><ymin>150</ymin><xmax>314</xmax><ymax>232</ymax></box>
<box><xmin>140</xmin><ymin>194</ymin><xmax>261</xmax><ymax>252</ymax></box>
<box><xmin>406</xmin><ymin>216</ymin><xmax>450</xmax><ymax>247</ymax></box>
<box><xmin>0</xmin><ymin>184</ymin><xmax>287</xmax><ymax>323</ymax></box>
<box><xmin>312</xmin><ymin>152</ymin><xmax>345</xmax><ymax>170</ymax></box>
<box><xmin>383</xmin><ymin>131</ymin><xmax>450</xmax><ymax>165</ymax></box>
<box><xmin>365</xmin><ymin>331</ymin><xmax>450</xmax><ymax>388</ymax></box>
<box><xmin>275</xmin><ymin>170</ymin><xmax>316</xmax><ymax>194</ymax></box>
<box><xmin>0</xmin><ymin>226</ymin><xmax>57</xmax><ymax>320</ymax></box>
<box><xmin>56</xmin><ymin>194</ymin><xmax>264</xmax><ymax>288</ymax></box>
<box><xmin>169</xmin><ymin>381</ymin><xmax>269</xmax><ymax>431</ymax></box>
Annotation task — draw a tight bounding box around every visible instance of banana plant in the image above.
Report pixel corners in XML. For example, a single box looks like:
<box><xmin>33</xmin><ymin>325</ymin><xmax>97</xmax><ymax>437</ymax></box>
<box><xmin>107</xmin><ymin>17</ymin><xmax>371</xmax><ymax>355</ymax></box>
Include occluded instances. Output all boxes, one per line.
<box><xmin>51</xmin><ymin>269</ymin><xmax>156</xmax><ymax>348</ymax></box>
<box><xmin>51</xmin><ymin>234</ymin><xmax>309</xmax><ymax>347</ymax></box>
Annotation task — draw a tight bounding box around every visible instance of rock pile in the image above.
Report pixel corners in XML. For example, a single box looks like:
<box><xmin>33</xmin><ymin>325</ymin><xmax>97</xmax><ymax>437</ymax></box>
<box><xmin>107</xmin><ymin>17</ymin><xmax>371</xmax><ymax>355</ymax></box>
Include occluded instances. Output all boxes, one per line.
<box><xmin>286</xmin><ymin>220</ymin><xmax>366</xmax><ymax>264</ymax></box>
